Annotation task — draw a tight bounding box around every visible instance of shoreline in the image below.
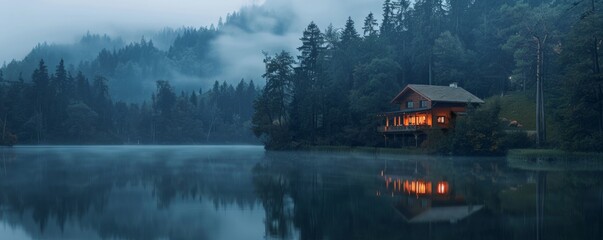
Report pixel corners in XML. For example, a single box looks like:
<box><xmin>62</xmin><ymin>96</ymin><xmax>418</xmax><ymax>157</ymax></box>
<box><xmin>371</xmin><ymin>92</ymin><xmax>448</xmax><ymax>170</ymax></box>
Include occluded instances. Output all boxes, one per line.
<box><xmin>507</xmin><ymin>148</ymin><xmax>603</xmax><ymax>161</ymax></box>
<box><xmin>305</xmin><ymin>146</ymin><xmax>430</xmax><ymax>155</ymax></box>
<box><xmin>304</xmin><ymin>146</ymin><xmax>603</xmax><ymax>159</ymax></box>
<box><xmin>4</xmin><ymin>144</ymin><xmax>603</xmax><ymax>160</ymax></box>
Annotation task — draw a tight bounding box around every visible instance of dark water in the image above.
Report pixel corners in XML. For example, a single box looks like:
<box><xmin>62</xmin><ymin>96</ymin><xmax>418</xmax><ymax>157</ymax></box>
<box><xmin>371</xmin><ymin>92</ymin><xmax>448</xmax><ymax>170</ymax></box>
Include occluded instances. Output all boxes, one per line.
<box><xmin>0</xmin><ymin>146</ymin><xmax>601</xmax><ymax>240</ymax></box>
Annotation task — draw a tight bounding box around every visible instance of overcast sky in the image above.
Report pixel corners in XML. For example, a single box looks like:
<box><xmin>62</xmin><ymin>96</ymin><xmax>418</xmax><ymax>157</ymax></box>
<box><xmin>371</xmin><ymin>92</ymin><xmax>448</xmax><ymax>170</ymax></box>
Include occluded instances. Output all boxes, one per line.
<box><xmin>0</xmin><ymin>0</ymin><xmax>265</xmax><ymax>64</ymax></box>
<box><xmin>0</xmin><ymin>0</ymin><xmax>382</xmax><ymax>65</ymax></box>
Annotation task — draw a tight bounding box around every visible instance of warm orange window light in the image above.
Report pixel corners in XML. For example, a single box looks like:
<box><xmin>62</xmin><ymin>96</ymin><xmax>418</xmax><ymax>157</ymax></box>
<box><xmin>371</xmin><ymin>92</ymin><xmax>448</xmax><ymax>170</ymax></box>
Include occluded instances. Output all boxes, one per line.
<box><xmin>437</xmin><ymin>181</ymin><xmax>449</xmax><ymax>195</ymax></box>
<box><xmin>403</xmin><ymin>114</ymin><xmax>432</xmax><ymax>126</ymax></box>
<box><xmin>404</xmin><ymin>180</ymin><xmax>432</xmax><ymax>195</ymax></box>
<box><xmin>418</xmin><ymin>115</ymin><xmax>426</xmax><ymax>124</ymax></box>
<box><xmin>405</xmin><ymin>116</ymin><xmax>414</xmax><ymax>125</ymax></box>
<box><xmin>437</xmin><ymin>116</ymin><xmax>446</xmax><ymax>123</ymax></box>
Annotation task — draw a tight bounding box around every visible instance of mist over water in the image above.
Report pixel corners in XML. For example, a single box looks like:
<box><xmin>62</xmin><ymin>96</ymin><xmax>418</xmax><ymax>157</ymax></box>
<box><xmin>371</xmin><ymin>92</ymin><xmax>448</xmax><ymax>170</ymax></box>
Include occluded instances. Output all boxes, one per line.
<box><xmin>1</xmin><ymin>146</ymin><xmax>602</xmax><ymax>240</ymax></box>
<box><xmin>0</xmin><ymin>146</ymin><xmax>266</xmax><ymax>240</ymax></box>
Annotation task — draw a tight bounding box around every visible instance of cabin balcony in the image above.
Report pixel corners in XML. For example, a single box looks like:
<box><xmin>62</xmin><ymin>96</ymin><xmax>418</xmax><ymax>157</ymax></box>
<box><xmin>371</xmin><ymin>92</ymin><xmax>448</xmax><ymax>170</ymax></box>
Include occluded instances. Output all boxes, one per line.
<box><xmin>377</xmin><ymin>110</ymin><xmax>433</xmax><ymax>133</ymax></box>
<box><xmin>378</xmin><ymin>124</ymin><xmax>432</xmax><ymax>133</ymax></box>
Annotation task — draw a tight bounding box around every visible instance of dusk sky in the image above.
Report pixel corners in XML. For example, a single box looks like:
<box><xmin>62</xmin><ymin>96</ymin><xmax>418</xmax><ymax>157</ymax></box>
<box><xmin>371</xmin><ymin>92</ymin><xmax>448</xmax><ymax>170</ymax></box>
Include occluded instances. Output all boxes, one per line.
<box><xmin>0</xmin><ymin>0</ymin><xmax>380</xmax><ymax>65</ymax></box>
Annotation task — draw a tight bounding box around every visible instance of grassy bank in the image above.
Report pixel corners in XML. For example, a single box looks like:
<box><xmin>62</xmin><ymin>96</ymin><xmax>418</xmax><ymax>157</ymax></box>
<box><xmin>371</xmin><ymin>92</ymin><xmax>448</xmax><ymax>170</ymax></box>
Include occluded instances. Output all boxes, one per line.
<box><xmin>491</xmin><ymin>92</ymin><xmax>536</xmax><ymax>130</ymax></box>
<box><xmin>507</xmin><ymin>148</ymin><xmax>603</xmax><ymax>171</ymax></box>
<box><xmin>508</xmin><ymin>148</ymin><xmax>603</xmax><ymax>159</ymax></box>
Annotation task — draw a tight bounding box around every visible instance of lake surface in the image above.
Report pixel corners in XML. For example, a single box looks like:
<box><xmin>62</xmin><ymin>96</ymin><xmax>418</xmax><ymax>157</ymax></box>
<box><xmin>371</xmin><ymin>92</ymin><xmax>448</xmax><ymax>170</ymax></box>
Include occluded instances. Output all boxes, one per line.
<box><xmin>0</xmin><ymin>146</ymin><xmax>601</xmax><ymax>240</ymax></box>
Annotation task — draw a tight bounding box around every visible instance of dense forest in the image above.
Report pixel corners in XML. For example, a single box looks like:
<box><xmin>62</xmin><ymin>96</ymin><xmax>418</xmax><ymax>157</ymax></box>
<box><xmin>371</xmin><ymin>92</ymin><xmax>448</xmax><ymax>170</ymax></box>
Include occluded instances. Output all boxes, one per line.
<box><xmin>0</xmin><ymin>59</ymin><xmax>259</xmax><ymax>144</ymax></box>
<box><xmin>0</xmin><ymin>13</ymin><xmax>268</xmax><ymax>144</ymax></box>
<box><xmin>252</xmin><ymin>0</ymin><xmax>603</xmax><ymax>152</ymax></box>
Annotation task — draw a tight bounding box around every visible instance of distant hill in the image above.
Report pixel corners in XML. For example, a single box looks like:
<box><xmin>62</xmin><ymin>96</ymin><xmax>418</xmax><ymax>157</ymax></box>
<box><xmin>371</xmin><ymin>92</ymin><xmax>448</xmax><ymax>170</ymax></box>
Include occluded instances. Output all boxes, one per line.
<box><xmin>0</xmin><ymin>6</ymin><xmax>290</xmax><ymax>102</ymax></box>
<box><xmin>1</xmin><ymin>29</ymin><xmax>218</xmax><ymax>102</ymax></box>
<box><xmin>1</xmin><ymin>33</ymin><xmax>125</xmax><ymax>83</ymax></box>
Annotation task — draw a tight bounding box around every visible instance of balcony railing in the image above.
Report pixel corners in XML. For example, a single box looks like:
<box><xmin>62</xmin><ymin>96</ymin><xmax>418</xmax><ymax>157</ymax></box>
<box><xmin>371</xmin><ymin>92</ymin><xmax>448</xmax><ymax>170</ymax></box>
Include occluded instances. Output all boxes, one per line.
<box><xmin>377</xmin><ymin>125</ymin><xmax>431</xmax><ymax>133</ymax></box>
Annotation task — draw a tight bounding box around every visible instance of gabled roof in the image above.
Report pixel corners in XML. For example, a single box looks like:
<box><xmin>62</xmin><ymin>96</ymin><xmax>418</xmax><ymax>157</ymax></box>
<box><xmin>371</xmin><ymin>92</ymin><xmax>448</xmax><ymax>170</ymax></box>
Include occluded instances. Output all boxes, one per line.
<box><xmin>391</xmin><ymin>84</ymin><xmax>485</xmax><ymax>104</ymax></box>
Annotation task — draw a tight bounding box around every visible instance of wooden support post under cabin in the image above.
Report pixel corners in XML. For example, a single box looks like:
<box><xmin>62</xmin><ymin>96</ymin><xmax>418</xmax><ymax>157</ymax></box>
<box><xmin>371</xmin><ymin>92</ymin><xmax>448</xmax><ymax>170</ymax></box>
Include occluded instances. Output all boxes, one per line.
<box><xmin>414</xmin><ymin>133</ymin><xmax>419</xmax><ymax>148</ymax></box>
<box><xmin>2</xmin><ymin>114</ymin><xmax>6</xmax><ymax>142</ymax></box>
<box><xmin>384</xmin><ymin>135</ymin><xmax>388</xmax><ymax>147</ymax></box>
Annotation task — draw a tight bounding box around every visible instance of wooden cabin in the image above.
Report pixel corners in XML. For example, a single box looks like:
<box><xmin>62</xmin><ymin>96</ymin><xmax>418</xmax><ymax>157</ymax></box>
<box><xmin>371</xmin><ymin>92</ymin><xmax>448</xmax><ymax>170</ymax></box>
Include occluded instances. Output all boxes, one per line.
<box><xmin>378</xmin><ymin>83</ymin><xmax>484</xmax><ymax>145</ymax></box>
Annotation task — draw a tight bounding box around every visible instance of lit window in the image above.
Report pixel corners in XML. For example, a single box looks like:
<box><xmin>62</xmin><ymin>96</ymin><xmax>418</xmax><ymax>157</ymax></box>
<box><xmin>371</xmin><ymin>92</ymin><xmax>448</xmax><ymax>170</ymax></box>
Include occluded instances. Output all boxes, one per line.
<box><xmin>406</xmin><ymin>101</ymin><xmax>414</xmax><ymax>109</ymax></box>
<box><xmin>437</xmin><ymin>181</ymin><xmax>449</xmax><ymax>195</ymax></box>
<box><xmin>419</xmin><ymin>115</ymin><xmax>426</xmax><ymax>124</ymax></box>
<box><xmin>437</xmin><ymin>116</ymin><xmax>446</xmax><ymax>123</ymax></box>
<box><xmin>420</xmin><ymin>100</ymin><xmax>428</xmax><ymax>108</ymax></box>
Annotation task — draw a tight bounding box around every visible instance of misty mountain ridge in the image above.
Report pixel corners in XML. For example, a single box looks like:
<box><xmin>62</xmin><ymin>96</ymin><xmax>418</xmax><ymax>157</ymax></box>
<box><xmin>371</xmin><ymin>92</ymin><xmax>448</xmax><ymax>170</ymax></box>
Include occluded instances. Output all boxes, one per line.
<box><xmin>0</xmin><ymin>5</ymin><xmax>290</xmax><ymax>102</ymax></box>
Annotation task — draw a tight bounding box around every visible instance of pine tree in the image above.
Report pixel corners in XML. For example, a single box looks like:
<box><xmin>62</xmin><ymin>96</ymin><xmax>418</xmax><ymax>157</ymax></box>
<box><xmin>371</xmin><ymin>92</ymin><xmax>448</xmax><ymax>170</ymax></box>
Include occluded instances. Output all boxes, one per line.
<box><xmin>394</xmin><ymin>0</ymin><xmax>411</xmax><ymax>32</ymax></box>
<box><xmin>53</xmin><ymin>59</ymin><xmax>68</xmax><ymax>94</ymax></box>
<box><xmin>48</xmin><ymin>59</ymin><xmax>71</xmax><ymax>138</ymax></box>
<box><xmin>91</xmin><ymin>75</ymin><xmax>113</xmax><ymax>132</ymax></box>
<box><xmin>252</xmin><ymin>51</ymin><xmax>295</xmax><ymax>149</ymax></box>
<box><xmin>31</xmin><ymin>59</ymin><xmax>50</xmax><ymax>142</ymax></box>
<box><xmin>75</xmin><ymin>71</ymin><xmax>91</xmax><ymax>104</ymax></box>
<box><xmin>294</xmin><ymin>22</ymin><xmax>327</xmax><ymax>143</ymax></box>
<box><xmin>297</xmin><ymin>22</ymin><xmax>325</xmax><ymax>74</ymax></box>
<box><xmin>363</xmin><ymin>12</ymin><xmax>378</xmax><ymax>36</ymax></box>
<box><xmin>323</xmin><ymin>24</ymin><xmax>341</xmax><ymax>50</ymax></box>
<box><xmin>262</xmin><ymin>51</ymin><xmax>295</xmax><ymax>123</ymax></box>
<box><xmin>155</xmin><ymin>80</ymin><xmax>176</xmax><ymax>115</ymax></box>
<box><xmin>341</xmin><ymin>17</ymin><xmax>360</xmax><ymax>46</ymax></box>
<box><xmin>32</xmin><ymin>59</ymin><xmax>50</xmax><ymax>103</ymax></box>
<box><xmin>380</xmin><ymin>0</ymin><xmax>397</xmax><ymax>37</ymax></box>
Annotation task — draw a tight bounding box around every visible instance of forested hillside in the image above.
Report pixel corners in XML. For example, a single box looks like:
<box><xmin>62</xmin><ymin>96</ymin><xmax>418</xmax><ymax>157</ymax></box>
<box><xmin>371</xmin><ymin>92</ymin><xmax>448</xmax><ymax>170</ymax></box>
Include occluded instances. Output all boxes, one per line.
<box><xmin>0</xmin><ymin>7</ymin><xmax>281</xmax><ymax>102</ymax></box>
<box><xmin>252</xmin><ymin>0</ymin><xmax>603</xmax><ymax>152</ymax></box>
<box><xmin>1</xmin><ymin>29</ymin><xmax>218</xmax><ymax>102</ymax></box>
<box><xmin>0</xmin><ymin>9</ymin><xmax>274</xmax><ymax>144</ymax></box>
<box><xmin>0</xmin><ymin>58</ymin><xmax>259</xmax><ymax>144</ymax></box>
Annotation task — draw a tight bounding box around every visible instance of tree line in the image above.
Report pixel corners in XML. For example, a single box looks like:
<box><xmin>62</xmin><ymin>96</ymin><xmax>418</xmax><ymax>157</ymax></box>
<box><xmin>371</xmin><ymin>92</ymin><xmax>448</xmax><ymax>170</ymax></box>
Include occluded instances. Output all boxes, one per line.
<box><xmin>0</xmin><ymin>59</ymin><xmax>259</xmax><ymax>144</ymax></box>
<box><xmin>0</xmin><ymin>9</ymin><xmax>295</xmax><ymax>103</ymax></box>
<box><xmin>1</xmin><ymin>29</ymin><xmax>221</xmax><ymax>102</ymax></box>
<box><xmin>253</xmin><ymin>0</ymin><xmax>603</xmax><ymax>152</ymax></box>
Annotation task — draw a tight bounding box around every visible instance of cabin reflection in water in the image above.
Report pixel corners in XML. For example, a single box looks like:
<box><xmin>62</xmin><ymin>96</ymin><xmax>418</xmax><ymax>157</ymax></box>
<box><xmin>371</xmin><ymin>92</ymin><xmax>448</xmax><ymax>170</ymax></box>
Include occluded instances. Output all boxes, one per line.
<box><xmin>379</xmin><ymin>172</ymin><xmax>483</xmax><ymax>224</ymax></box>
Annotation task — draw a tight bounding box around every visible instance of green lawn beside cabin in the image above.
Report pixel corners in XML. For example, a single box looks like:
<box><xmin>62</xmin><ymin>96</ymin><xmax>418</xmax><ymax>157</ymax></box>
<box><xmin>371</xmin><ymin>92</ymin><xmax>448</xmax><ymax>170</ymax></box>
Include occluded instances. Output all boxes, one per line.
<box><xmin>488</xmin><ymin>92</ymin><xmax>536</xmax><ymax>130</ymax></box>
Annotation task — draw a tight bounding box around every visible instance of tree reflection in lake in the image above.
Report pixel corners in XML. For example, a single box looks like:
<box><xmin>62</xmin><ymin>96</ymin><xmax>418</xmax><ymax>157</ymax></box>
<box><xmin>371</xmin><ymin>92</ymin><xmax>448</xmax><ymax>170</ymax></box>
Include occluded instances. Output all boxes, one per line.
<box><xmin>0</xmin><ymin>146</ymin><xmax>602</xmax><ymax>240</ymax></box>
<box><xmin>253</xmin><ymin>151</ymin><xmax>400</xmax><ymax>240</ymax></box>
<box><xmin>253</xmin><ymin>153</ymin><xmax>603</xmax><ymax>240</ymax></box>
<box><xmin>0</xmin><ymin>146</ymin><xmax>264</xmax><ymax>240</ymax></box>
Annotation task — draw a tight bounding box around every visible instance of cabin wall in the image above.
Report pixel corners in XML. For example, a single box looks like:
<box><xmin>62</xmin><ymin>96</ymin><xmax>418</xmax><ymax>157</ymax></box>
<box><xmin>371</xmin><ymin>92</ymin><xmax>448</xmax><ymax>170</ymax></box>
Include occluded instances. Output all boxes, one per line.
<box><xmin>399</xmin><ymin>92</ymin><xmax>431</xmax><ymax>110</ymax></box>
<box><xmin>431</xmin><ymin>103</ymin><xmax>468</xmax><ymax>128</ymax></box>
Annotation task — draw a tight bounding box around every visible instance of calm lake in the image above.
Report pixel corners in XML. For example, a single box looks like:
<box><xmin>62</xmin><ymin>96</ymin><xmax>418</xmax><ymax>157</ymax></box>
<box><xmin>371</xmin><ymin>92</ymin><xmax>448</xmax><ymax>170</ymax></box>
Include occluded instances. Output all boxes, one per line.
<box><xmin>0</xmin><ymin>146</ymin><xmax>601</xmax><ymax>240</ymax></box>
